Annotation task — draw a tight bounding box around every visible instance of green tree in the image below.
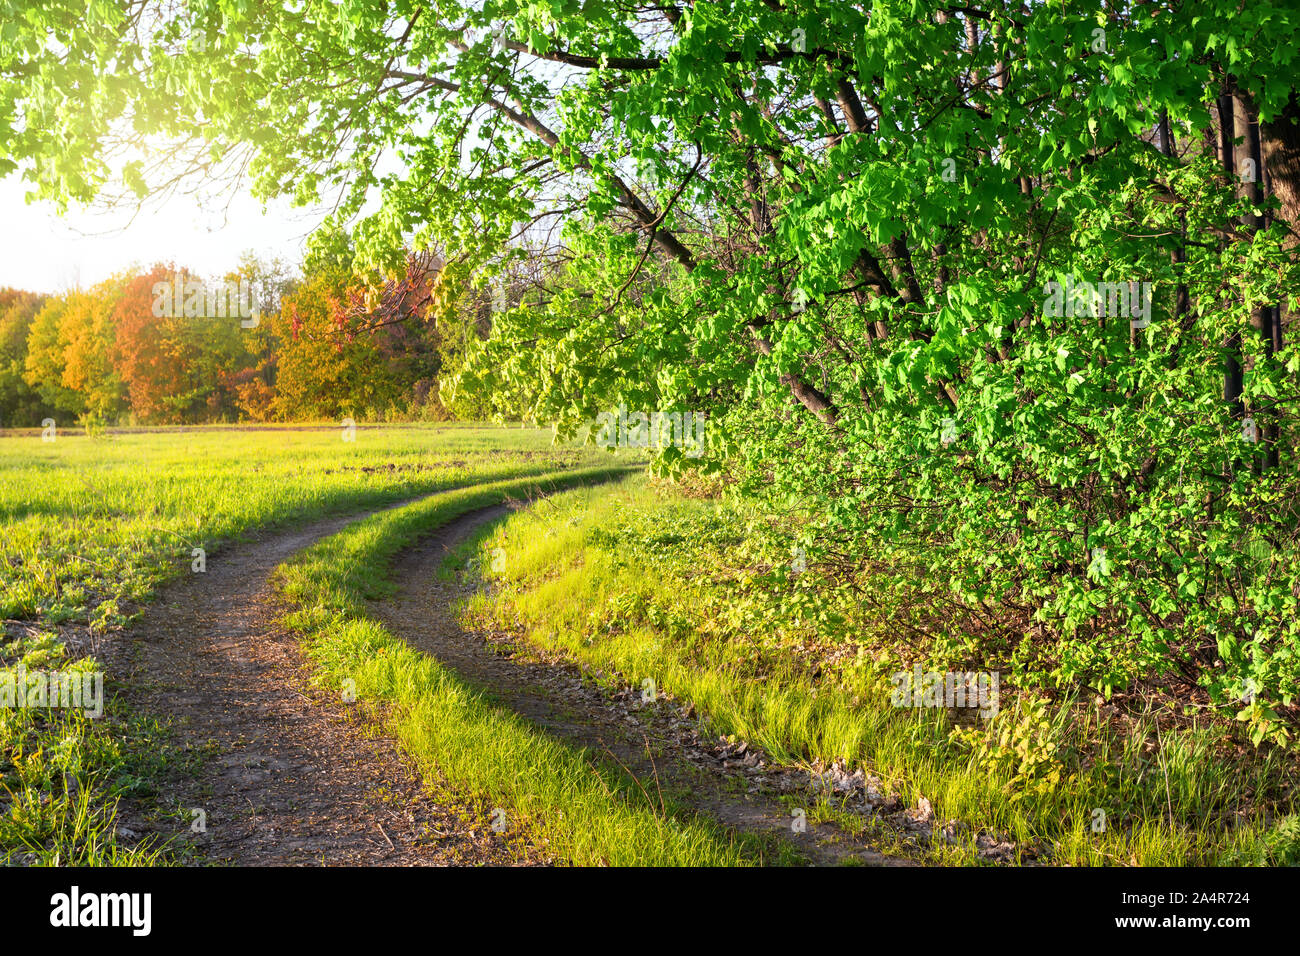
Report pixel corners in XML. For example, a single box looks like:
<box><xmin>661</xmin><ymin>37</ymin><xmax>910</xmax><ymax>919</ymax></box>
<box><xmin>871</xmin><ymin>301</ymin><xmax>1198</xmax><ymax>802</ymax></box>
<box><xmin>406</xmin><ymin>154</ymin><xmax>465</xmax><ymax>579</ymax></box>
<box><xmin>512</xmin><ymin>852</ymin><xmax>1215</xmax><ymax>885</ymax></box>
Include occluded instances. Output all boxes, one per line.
<box><xmin>6</xmin><ymin>0</ymin><xmax>1300</xmax><ymax>725</ymax></box>
<box><xmin>0</xmin><ymin>288</ymin><xmax>53</xmax><ymax>427</ymax></box>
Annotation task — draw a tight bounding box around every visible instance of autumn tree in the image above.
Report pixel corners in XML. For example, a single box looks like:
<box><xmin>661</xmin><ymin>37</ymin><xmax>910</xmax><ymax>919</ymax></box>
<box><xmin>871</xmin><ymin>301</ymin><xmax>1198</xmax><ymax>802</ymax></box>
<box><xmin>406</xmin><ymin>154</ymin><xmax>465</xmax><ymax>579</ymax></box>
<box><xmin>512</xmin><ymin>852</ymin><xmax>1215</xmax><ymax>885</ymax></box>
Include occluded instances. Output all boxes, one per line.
<box><xmin>24</xmin><ymin>279</ymin><xmax>127</xmax><ymax>422</ymax></box>
<box><xmin>271</xmin><ymin>249</ymin><xmax>440</xmax><ymax>421</ymax></box>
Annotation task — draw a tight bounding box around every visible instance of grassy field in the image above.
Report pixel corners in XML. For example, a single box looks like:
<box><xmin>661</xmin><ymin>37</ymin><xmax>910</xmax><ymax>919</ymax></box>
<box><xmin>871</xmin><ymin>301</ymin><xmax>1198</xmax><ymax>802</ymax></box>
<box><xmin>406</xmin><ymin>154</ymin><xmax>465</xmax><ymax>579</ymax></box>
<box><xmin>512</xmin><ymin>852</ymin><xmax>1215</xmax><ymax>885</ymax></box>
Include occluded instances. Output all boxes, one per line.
<box><xmin>460</xmin><ymin>475</ymin><xmax>1300</xmax><ymax>867</ymax></box>
<box><xmin>0</xmin><ymin>423</ymin><xmax>604</xmax><ymax>628</ymax></box>
<box><xmin>0</xmin><ymin>424</ymin><xmax>620</xmax><ymax>864</ymax></box>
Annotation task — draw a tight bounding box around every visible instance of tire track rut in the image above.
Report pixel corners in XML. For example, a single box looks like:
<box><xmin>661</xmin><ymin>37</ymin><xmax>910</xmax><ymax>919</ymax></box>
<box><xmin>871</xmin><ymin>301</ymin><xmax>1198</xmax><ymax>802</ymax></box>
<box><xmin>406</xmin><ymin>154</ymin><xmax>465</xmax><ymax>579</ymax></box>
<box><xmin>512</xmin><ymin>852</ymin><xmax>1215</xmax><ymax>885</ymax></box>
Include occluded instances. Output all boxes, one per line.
<box><xmin>114</xmin><ymin>500</ymin><xmax>545</xmax><ymax>866</ymax></box>
<box><xmin>375</xmin><ymin>505</ymin><xmax>912</xmax><ymax>867</ymax></box>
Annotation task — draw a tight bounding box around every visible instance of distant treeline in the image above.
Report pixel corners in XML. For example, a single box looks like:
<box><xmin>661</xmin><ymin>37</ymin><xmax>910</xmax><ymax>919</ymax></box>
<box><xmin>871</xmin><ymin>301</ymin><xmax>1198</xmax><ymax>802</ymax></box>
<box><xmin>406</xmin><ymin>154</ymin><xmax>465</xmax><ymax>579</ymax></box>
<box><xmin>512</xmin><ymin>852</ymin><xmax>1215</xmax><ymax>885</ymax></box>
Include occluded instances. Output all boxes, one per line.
<box><xmin>0</xmin><ymin>247</ymin><xmax>489</xmax><ymax>428</ymax></box>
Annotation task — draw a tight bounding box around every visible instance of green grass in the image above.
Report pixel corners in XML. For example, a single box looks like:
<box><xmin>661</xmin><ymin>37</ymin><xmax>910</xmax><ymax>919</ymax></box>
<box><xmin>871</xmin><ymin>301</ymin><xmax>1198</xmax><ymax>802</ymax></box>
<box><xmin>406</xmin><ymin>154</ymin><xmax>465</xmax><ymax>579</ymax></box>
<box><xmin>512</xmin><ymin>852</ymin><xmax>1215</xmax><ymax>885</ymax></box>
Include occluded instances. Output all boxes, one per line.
<box><xmin>0</xmin><ymin>627</ymin><xmax>196</xmax><ymax>865</ymax></box>
<box><xmin>275</xmin><ymin>468</ymin><xmax>763</xmax><ymax>866</ymax></box>
<box><xmin>459</xmin><ymin>475</ymin><xmax>1300</xmax><ymax>867</ymax></box>
<box><xmin>0</xmin><ymin>423</ymin><xmax>631</xmax><ymax>865</ymax></box>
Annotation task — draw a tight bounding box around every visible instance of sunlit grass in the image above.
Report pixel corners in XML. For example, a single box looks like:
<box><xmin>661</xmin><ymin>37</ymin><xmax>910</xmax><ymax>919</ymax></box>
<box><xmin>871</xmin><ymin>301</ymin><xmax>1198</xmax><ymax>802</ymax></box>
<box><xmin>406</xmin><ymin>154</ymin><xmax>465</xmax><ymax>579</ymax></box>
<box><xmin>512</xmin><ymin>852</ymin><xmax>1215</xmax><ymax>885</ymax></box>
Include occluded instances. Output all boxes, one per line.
<box><xmin>461</xmin><ymin>475</ymin><xmax>1300</xmax><ymax>866</ymax></box>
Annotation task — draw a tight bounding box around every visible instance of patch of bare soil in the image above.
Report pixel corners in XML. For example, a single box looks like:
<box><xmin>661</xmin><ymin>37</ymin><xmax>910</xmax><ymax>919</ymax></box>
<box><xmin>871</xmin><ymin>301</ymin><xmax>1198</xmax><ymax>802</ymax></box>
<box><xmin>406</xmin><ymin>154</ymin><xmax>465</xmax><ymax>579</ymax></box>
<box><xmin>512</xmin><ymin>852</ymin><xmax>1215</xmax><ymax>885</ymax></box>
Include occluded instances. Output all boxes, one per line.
<box><xmin>109</xmin><ymin>505</ymin><xmax>548</xmax><ymax>866</ymax></box>
<box><xmin>375</xmin><ymin>506</ymin><xmax>918</xmax><ymax>867</ymax></box>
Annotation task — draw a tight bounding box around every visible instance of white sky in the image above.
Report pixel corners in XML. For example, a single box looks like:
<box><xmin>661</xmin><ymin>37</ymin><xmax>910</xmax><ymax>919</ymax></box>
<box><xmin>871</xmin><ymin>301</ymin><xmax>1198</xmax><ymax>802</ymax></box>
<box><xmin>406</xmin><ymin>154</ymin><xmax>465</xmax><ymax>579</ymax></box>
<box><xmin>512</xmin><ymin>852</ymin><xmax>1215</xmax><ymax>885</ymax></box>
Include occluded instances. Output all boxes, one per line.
<box><xmin>0</xmin><ymin>173</ymin><xmax>327</xmax><ymax>295</ymax></box>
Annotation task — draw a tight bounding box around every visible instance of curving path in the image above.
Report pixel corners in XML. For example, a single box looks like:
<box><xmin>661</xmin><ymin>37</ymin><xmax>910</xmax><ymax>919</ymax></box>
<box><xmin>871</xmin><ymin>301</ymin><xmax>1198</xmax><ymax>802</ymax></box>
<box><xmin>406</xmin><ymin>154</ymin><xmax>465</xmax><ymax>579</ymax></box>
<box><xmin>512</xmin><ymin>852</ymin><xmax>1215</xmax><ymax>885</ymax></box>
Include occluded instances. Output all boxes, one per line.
<box><xmin>112</xmin><ymin>488</ymin><xmax>909</xmax><ymax>866</ymax></box>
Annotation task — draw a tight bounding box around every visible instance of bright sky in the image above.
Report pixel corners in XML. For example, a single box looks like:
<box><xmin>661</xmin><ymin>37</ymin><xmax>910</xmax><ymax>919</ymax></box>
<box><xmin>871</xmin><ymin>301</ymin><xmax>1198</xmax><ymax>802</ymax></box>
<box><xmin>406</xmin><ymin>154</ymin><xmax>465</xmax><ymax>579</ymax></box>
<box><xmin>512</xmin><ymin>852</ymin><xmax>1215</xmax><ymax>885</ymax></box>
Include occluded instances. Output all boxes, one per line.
<box><xmin>0</xmin><ymin>173</ymin><xmax>328</xmax><ymax>295</ymax></box>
